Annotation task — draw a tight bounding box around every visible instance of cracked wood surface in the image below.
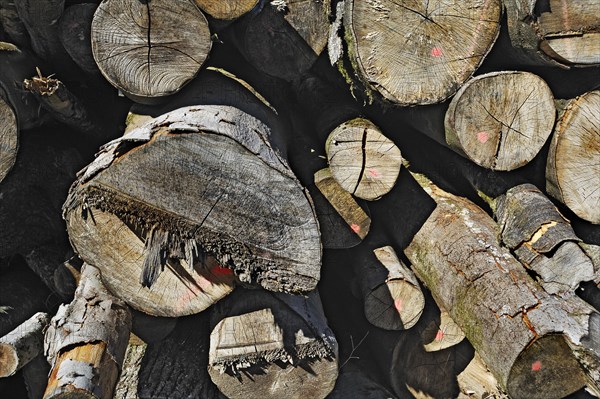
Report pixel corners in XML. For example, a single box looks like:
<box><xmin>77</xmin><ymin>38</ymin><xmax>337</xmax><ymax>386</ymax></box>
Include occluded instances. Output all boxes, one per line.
<box><xmin>546</xmin><ymin>90</ymin><xmax>600</xmax><ymax>224</ymax></box>
<box><xmin>326</xmin><ymin>118</ymin><xmax>402</xmax><ymax>200</ymax></box>
<box><xmin>445</xmin><ymin>71</ymin><xmax>555</xmax><ymax>171</ymax></box>
<box><xmin>0</xmin><ymin>312</ymin><xmax>49</xmax><ymax>377</ymax></box>
<box><xmin>193</xmin><ymin>0</ymin><xmax>257</xmax><ymax>20</ymax></box>
<box><xmin>64</xmin><ymin>105</ymin><xmax>321</xmax><ymax>316</ymax></box>
<box><xmin>91</xmin><ymin>0</ymin><xmax>211</xmax><ymax>100</ymax></box>
<box><xmin>495</xmin><ymin>183</ymin><xmax>595</xmax><ymax>296</ymax></box>
<box><xmin>341</xmin><ymin>0</ymin><xmax>501</xmax><ymax>105</ymax></box>
<box><xmin>208</xmin><ymin>289</ymin><xmax>338</xmax><ymax>399</ymax></box>
<box><xmin>44</xmin><ymin>264</ymin><xmax>132</xmax><ymax>399</ymax></box>
<box><xmin>405</xmin><ymin>178</ymin><xmax>596</xmax><ymax>399</ymax></box>
<box><xmin>0</xmin><ymin>95</ymin><xmax>17</xmax><ymax>183</ymax></box>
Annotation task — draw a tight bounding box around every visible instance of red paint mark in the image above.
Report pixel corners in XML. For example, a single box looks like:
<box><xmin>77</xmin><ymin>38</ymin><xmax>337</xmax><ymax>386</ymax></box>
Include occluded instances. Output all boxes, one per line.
<box><xmin>435</xmin><ymin>329</ymin><xmax>445</xmax><ymax>342</ymax></box>
<box><xmin>431</xmin><ymin>47</ymin><xmax>442</xmax><ymax>57</ymax></box>
<box><xmin>367</xmin><ymin>168</ymin><xmax>380</xmax><ymax>178</ymax></box>
<box><xmin>350</xmin><ymin>223</ymin><xmax>361</xmax><ymax>233</ymax></box>
<box><xmin>477</xmin><ymin>131</ymin><xmax>489</xmax><ymax>143</ymax></box>
<box><xmin>531</xmin><ymin>360</ymin><xmax>541</xmax><ymax>371</ymax></box>
<box><xmin>210</xmin><ymin>265</ymin><xmax>233</xmax><ymax>276</ymax></box>
<box><xmin>394</xmin><ymin>298</ymin><xmax>403</xmax><ymax>312</ymax></box>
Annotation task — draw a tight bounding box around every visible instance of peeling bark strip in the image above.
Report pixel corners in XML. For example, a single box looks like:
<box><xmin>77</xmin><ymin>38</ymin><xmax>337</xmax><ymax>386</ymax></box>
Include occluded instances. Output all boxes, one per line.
<box><xmin>495</xmin><ymin>183</ymin><xmax>595</xmax><ymax>296</ymax></box>
<box><xmin>337</xmin><ymin>0</ymin><xmax>501</xmax><ymax>105</ymax></box>
<box><xmin>546</xmin><ymin>90</ymin><xmax>600</xmax><ymax>224</ymax></box>
<box><xmin>91</xmin><ymin>0</ymin><xmax>211</xmax><ymax>101</ymax></box>
<box><xmin>0</xmin><ymin>312</ymin><xmax>50</xmax><ymax>377</ymax></box>
<box><xmin>326</xmin><ymin>118</ymin><xmax>402</xmax><ymax>200</ymax></box>
<box><xmin>404</xmin><ymin>178</ymin><xmax>596</xmax><ymax>399</ymax></box>
<box><xmin>64</xmin><ymin>105</ymin><xmax>321</xmax><ymax>315</ymax></box>
<box><xmin>445</xmin><ymin>71</ymin><xmax>555</xmax><ymax>171</ymax></box>
<box><xmin>208</xmin><ymin>289</ymin><xmax>338</xmax><ymax>399</ymax></box>
<box><xmin>356</xmin><ymin>246</ymin><xmax>424</xmax><ymax>330</ymax></box>
<box><xmin>194</xmin><ymin>0</ymin><xmax>258</xmax><ymax>20</ymax></box>
<box><xmin>44</xmin><ymin>264</ymin><xmax>132</xmax><ymax>399</ymax></box>
<box><xmin>0</xmin><ymin>95</ymin><xmax>17</xmax><ymax>183</ymax></box>
<box><xmin>503</xmin><ymin>0</ymin><xmax>600</xmax><ymax>66</ymax></box>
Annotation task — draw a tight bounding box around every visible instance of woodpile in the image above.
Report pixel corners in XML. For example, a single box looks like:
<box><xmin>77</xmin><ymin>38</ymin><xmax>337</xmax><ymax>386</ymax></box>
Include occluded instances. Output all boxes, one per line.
<box><xmin>0</xmin><ymin>1</ymin><xmax>598</xmax><ymax>399</ymax></box>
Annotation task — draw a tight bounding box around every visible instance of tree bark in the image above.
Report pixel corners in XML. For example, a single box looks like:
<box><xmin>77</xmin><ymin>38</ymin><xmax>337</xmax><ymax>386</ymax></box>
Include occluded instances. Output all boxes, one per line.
<box><xmin>445</xmin><ymin>71</ymin><xmax>556</xmax><ymax>171</ymax></box>
<box><xmin>325</xmin><ymin>117</ymin><xmax>403</xmax><ymax>200</ymax></box>
<box><xmin>546</xmin><ymin>90</ymin><xmax>600</xmax><ymax>224</ymax></box>
<box><xmin>404</xmin><ymin>176</ymin><xmax>598</xmax><ymax>399</ymax></box>
<box><xmin>91</xmin><ymin>0</ymin><xmax>212</xmax><ymax>101</ymax></box>
<box><xmin>495</xmin><ymin>183</ymin><xmax>595</xmax><ymax>296</ymax></box>
<box><xmin>331</xmin><ymin>0</ymin><xmax>501</xmax><ymax>105</ymax></box>
<box><xmin>0</xmin><ymin>312</ymin><xmax>49</xmax><ymax>377</ymax></box>
<box><xmin>194</xmin><ymin>0</ymin><xmax>258</xmax><ymax>20</ymax></box>
<box><xmin>503</xmin><ymin>0</ymin><xmax>600</xmax><ymax>67</ymax></box>
<box><xmin>0</xmin><ymin>95</ymin><xmax>17</xmax><ymax>183</ymax></box>
<box><xmin>44</xmin><ymin>264</ymin><xmax>132</xmax><ymax>399</ymax></box>
<box><xmin>208</xmin><ymin>289</ymin><xmax>338</xmax><ymax>399</ymax></box>
<box><xmin>59</xmin><ymin>3</ymin><xmax>99</xmax><ymax>75</ymax></box>
<box><xmin>64</xmin><ymin>105</ymin><xmax>320</xmax><ymax>316</ymax></box>
<box><xmin>113</xmin><ymin>335</ymin><xmax>145</xmax><ymax>399</ymax></box>
<box><xmin>355</xmin><ymin>246</ymin><xmax>424</xmax><ymax>330</ymax></box>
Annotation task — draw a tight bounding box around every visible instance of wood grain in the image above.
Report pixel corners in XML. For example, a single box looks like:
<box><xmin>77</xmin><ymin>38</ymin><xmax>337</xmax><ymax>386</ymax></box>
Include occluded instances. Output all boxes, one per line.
<box><xmin>0</xmin><ymin>95</ymin><xmax>17</xmax><ymax>183</ymax></box>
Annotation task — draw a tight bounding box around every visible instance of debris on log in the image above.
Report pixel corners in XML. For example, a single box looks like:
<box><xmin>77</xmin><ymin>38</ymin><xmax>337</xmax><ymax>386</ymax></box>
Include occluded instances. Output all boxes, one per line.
<box><xmin>208</xmin><ymin>289</ymin><xmax>338</xmax><ymax>399</ymax></box>
<box><xmin>0</xmin><ymin>312</ymin><xmax>49</xmax><ymax>378</ymax></box>
<box><xmin>44</xmin><ymin>264</ymin><xmax>132</xmax><ymax>399</ymax></box>
<box><xmin>332</xmin><ymin>0</ymin><xmax>501</xmax><ymax>105</ymax></box>
<box><xmin>91</xmin><ymin>0</ymin><xmax>212</xmax><ymax>101</ymax></box>
<box><xmin>445</xmin><ymin>71</ymin><xmax>556</xmax><ymax>171</ymax></box>
<box><xmin>326</xmin><ymin>118</ymin><xmax>402</xmax><ymax>200</ymax></box>
<box><xmin>546</xmin><ymin>90</ymin><xmax>600</xmax><ymax>224</ymax></box>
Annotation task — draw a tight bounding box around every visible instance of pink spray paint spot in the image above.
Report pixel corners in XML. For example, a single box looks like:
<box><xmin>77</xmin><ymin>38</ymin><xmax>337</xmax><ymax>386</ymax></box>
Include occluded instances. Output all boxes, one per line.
<box><xmin>477</xmin><ymin>131</ymin><xmax>489</xmax><ymax>143</ymax></box>
<box><xmin>367</xmin><ymin>168</ymin><xmax>380</xmax><ymax>178</ymax></box>
<box><xmin>350</xmin><ymin>223</ymin><xmax>361</xmax><ymax>233</ymax></box>
<box><xmin>394</xmin><ymin>298</ymin><xmax>403</xmax><ymax>312</ymax></box>
<box><xmin>531</xmin><ymin>360</ymin><xmax>542</xmax><ymax>372</ymax></box>
<box><xmin>435</xmin><ymin>330</ymin><xmax>445</xmax><ymax>342</ymax></box>
<box><xmin>431</xmin><ymin>47</ymin><xmax>442</xmax><ymax>57</ymax></box>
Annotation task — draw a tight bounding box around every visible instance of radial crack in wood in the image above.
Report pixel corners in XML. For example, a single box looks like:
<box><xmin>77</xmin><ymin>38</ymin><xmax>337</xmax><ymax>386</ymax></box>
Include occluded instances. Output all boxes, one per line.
<box><xmin>91</xmin><ymin>0</ymin><xmax>211</xmax><ymax>101</ymax></box>
<box><xmin>445</xmin><ymin>71</ymin><xmax>556</xmax><ymax>171</ymax></box>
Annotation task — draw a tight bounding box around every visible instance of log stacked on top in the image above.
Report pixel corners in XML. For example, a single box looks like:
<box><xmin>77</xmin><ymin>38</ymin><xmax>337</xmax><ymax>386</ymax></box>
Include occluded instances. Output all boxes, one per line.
<box><xmin>0</xmin><ymin>1</ymin><xmax>598</xmax><ymax>398</ymax></box>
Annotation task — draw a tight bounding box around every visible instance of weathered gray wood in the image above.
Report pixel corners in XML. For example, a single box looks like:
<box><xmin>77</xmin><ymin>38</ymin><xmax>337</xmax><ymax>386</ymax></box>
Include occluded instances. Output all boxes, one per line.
<box><xmin>546</xmin><ymin>90</ymin><xmax>600</xmax><ymax>224</ymax></box>
<box><xmin>0</xmin><ymin>0</ymin><xmax>29</xmax><ymax>48</ymax></box>
<box><xmin>495</xmin><ymin>184</ymin><xmax>595</xmax><ymax>296</ymax></box>
<box><xmin>503</xmin><ymin>0</ymin><xmax>600</xmax><ymax>66</ymax></box>
<box><xmin>64</xmin><ymin>105</ymin><xmax>321</xmax><ymax>316</ymax></box>
<box><xmin>457</xmin><ymin>353</ymin><xmax>506</xmax><ymax>399</ymax></box>
<box><xmin>208</xmin><ymin>289</ymin><xmax>338</xmax><ymax>399</ymax></box>
<box><xmin>404</xmin><ymin>175</ymin><xmax>596</xmax><ymax>399</ymax></box>
<box><xmin>91</xmin><ymin>0</ymin><xmax>211</xmax><ymax>101</ymax></box>
<box><xmin>194</xmin><ymin>0</ymin><xmax>257</xmax><ymax>19</ymax></box>
<box><xmin>422</xmin><ymin>310</ymin><xmax>465</xmax><ymax>352</ymax></box>
<box><xmin>445</xmin><ymin>71</ymin><xmax>556</xmax><ymax>171</ymax></box>
<box><xmin>0</xmin><ymin>312</ymin><xmax>50</xmax><ymax>377</ymax></box>
<box><xmin>326</xmin><ymin>118</ymin><xmax>402</xmax><ymax>201</ymax></box>
<box><xmin>44</xmin><ymin>264</ymin><xmax>132</xmax><ymax>399</ymax></box>
<box><xmin>113</xmin><ymin>335</ymin><xmax>146</xmax><ymax>399</ymax></box>
<box><xmin>356</xmin><ymin>246</ymin><xmax>424</xmax><ymax>330</ymax></box>
<box><xmin>0</xmin><ymin>95</ymin><xmax>17</xmax><ymax>183</ymax></box>
<box><xmin>334</xmin><ymin>0</ymin><xmax>501</xmax><ymax>105</ymax></box>
<box><xmin>59</xmin><ymin>3</ymin><xmax>99</xmax><ymax>74</ymax></box>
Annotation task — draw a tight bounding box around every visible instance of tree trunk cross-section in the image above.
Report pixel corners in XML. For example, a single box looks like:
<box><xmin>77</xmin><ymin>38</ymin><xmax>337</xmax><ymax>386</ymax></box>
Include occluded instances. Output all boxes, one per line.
<box><xmin>91</xmin><ymin>0</ymin><xmax>211</xmax><ymax>100</ymax></box>
<box><xmin>0</xmin><ymin>312</ymin><xmax>49</xmax><ymax>377</ymax></box>
<box><xmin>341</xmin><ymin>0</ymin><xmax>501</xmax><ymax>105</ymax></box>
<box><xmin>194</xmin><ymin>0</ymin><xmax>258</xmax><ymax>20</ymax></box>
<box><xmin>445</xmin><ymin>71</ymin><xmax>556</xmax><ymax>171</ymax></box>
<box><xmin>405</xmin><ymin>176</ymin><xmax>597</xmax><ymax>399</ymax></box>
<box><xmin>546</xmin><ymin>90</ymin><xmax>600</xmax><ymax>224</ymax></box>
<box><xmin>64</xmin><ymin>105</ymin><xmax>321</xmax><ymax>317</ymax></box>
<box><xmin>0</xmin><ymin>95</ymin><xmax>17</xmax><ymax>183</ymax></box>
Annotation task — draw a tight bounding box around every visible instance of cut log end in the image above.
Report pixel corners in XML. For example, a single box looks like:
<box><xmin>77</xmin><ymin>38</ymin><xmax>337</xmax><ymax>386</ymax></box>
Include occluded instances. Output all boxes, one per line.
<box><xmin>445</xmin><ymin>71</ymin><xmax>555</xmax><ymax>171</ymax></box>
<box><xmin>546</xmin><ymin>90</ymin><xmax>600</xmax><ymax>224</ymax></box>
<box><xmin>91</xmin><ymin>0</ymin><xmax>211</xmax><ymax>100</ymax></box>
<box><xmin>0</xmin><ymin>96</ymin><xmax>18</xmax><ymax>183</ymax></box>
<box><xmin>343</xmin><ymin>0</ymin><xmax>501</xmax><ymax>104</ymax></box>
<box><xmin>507</xmin><ymin>335</ymin><xmax>587</xmax><ymax>399</ymax></box>
<box><xmin>0</xmin><ymin>343</ymin><xmax>19</xmax><ymax>377</ymax></box>
<box><xmin>326</xmin><ymin>118</ymin><xmax>402</xmax><ymax>200</ymax></box>
<box><xmin>194</xmin><ymin>0</ymin><xmax>258</xmax><ymax>20</ymax></box>
<box><xmin>364</xmin><ymin>280</ymin><xmax>424</xmax><ymax>330</ymax></box>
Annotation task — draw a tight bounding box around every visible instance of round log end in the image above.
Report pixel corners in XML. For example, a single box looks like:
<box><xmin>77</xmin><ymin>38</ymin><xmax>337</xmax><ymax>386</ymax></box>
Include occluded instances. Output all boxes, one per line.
<box><xmin>326</xmin><ymin>118</ymin><xmax>402</xmax><ymax>200</ymax></box>
<box><xmin>0</xmin><ymin>96</ymin><xmax>18</xmax><ymax>183</ymax></box>
<box><xmin>194</xmin><ymin>0</ymin><xmax>258</xmax><ymax>20</ymax></box>
<box><xmin>0</xmin><ymin>342</ymin><xmax>18</xmax><ymax>377</ymax></box>
<box><xmin>91</xmin><ymin>0</ymin><xmax>211</xmax><ymax>100</ymax></box>
<box><xmin>445</xmin><ymin>71</ymin><xmax>555</xmax><ymax>171</ymax></box>
<box><xmin>507</xmin><ymin>335</ymin><xmax>587</xmax><ymax>399</ymax></box>
<box><xmin>364</xmin><ymin>280</ymin><xmax>425</xmax><ymax>330</ymax></box>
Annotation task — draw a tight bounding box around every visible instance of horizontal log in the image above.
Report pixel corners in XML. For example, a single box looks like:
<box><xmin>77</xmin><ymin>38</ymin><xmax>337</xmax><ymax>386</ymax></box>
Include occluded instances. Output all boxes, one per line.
<box><xmin>0</xmin><ymin>312</ymin><xmax>49</xmax><ymax>377</ymax></box>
